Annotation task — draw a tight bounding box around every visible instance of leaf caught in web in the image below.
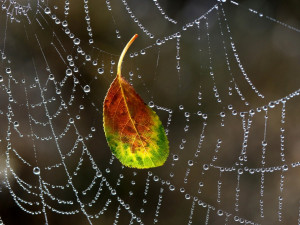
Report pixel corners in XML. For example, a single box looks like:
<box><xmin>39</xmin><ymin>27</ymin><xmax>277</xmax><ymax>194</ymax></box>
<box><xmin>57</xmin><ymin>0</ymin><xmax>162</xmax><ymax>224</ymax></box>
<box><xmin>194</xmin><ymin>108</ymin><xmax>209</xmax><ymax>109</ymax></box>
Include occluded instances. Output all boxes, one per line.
<box><xmin>103</xmin><ymin>34</ymin><xmax>169</xmax><ymax>169</ymax></box>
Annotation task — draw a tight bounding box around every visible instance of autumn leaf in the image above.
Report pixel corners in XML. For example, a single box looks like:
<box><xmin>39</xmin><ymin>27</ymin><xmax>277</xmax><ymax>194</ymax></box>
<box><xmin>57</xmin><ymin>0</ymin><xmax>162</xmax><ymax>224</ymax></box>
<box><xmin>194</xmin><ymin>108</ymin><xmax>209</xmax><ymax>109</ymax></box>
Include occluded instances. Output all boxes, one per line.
<box><xmin>103</xmin><ymin>34</ymin><xmax>169</xmax><ymax>169</ymax></box>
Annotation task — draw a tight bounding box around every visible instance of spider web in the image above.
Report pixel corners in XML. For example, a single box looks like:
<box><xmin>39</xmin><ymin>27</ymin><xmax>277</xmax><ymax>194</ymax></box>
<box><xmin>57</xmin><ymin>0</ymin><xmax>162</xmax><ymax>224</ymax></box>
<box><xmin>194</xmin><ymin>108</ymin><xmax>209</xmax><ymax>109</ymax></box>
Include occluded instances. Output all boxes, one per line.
<box><xmin>0</xmin><ymin>0</ymin><xmax>300</xmax><ymax>224</ymax></box>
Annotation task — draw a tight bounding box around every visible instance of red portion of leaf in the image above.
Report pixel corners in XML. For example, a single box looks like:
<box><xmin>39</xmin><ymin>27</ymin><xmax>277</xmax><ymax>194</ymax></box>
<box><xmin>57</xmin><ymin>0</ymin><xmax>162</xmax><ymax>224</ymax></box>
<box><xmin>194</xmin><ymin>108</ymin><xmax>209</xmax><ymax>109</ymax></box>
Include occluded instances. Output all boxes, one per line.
<box><xmin>103</xmin><ymin>75</ymin><xmax>153</xmax><ymax>152</ymax></box>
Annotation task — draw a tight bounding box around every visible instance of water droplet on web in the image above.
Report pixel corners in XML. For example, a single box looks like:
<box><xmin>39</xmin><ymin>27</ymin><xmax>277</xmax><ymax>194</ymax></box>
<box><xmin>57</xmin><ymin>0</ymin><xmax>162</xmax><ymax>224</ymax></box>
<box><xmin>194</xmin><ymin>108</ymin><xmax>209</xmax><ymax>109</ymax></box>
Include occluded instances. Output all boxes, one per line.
<box><xmin>188</xmin><ymin>160</ymin><xmax>194</xmax><ymax>166</ymax></box>
<box><xmin>268</xmin><ymin>101</ymin><xmax>275</xmax><ymax>108</ymax></box>
<box><xmin>179</xmin><ymin>105</ymin><xmax>184</xmax><ymax>110</ymax></box>
<box><xmin>44</xmin><ymin>7</ymin><xmax>51</xmax><ymax>14</ymax></box>
<box><xmin>98</xmin><ymin>68</ymin><xmax>104</xmax><ymax>74</ymax></box>
<box><xmin>238</xmin><ymin>168</ymin><xmax>243</xmax><ymax>175</ymax></box>
<box><xmin>263</xmin><ymin>105</ymin><xmax>268</xmax><ymax>111</ymax></box>
<box><xmin>66</xmin><ymin>68</ymin><xmax>72</xmax><ymax>76</ymax></box>
<box><xmin>282</xmin><ymin>165</ymin><xmax>288</xmax><ymax>171</ymax></box>
<box><xmin>73</xmin><ymin>38</ymin><xmax>80</xmax><ymax>45</ymax></box>
<box><xmin>92</xmin><ymin>60</ymin><xmax>98</xmax><ymax>66</ymax></box>
<box><xmin>49</xmin><ymin>74</ymin><xmax>54</xmax><ymax>80</ymax></box>
<box><xmin>0</xmin><ymin>76</ymin><xmax>3</xmax><ymax>82</ymax></box>
<box><xmin>62</xmin><ymin>20</ymin><xmax>68</xmax><ymax>27</ymax></box>
<box><xmin>148</xmin><ymin>101</ymin><xmax>154</xmax><ymax>108</ymax></box>
<box><xmin>95</xmin><ymin>171</ymin><xmax>102</xmax><ymax>178</ymax></box>
<box><xmin>203</xmin><ymin>164</ymin><xmax>209</xmax><ymax>170</ymax></box>
<box><xmin>84</xmin><ymin>85</ymin><xmax>90</xmax><ymax>93</ymax></box>
<box><xmin>33</xmin><ymin>167</ymin><xmax>40</xmax><ymax>175</ymax></box>
<box><xmin>173</xmin><ymin>155</ymin><xmax>179</xmax><ymax>161</ymax></box>
<box><xmin>220</xmin><ymin>112</ymin><xmax>225</xmax><ymax>117</ymax></box>
<box><xmin>169</xmin><ymin>185</ymin><xmax>175</xmax><ymax>191</ymax></box>
<box><xmin>6</xmin><ymin>68</ymin><xmax>11</xmax><ymax>73</ymax></box>
<box><xmin>85</xmin><ymin>55</ymin><xmax>91</xmax><ymax>61</ymax></box>
<box><xmin>217</xmin><ymin>209</ymin><xmax>223</xmax><ymax>216</ymax></box>
<box><xmin>249</xmin><ymin>169</ymin><xmax>255</xmax><ymax>174</ymax></box>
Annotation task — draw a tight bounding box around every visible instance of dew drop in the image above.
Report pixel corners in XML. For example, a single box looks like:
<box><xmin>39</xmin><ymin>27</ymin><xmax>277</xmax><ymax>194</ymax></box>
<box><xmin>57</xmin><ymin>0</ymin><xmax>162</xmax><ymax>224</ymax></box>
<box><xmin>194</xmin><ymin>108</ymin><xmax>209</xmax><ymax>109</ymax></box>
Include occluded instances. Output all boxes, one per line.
<box><xmin>220</xmin><ymin>112</ymin><xmax>225</xmax><ymax>117</ymax></box>
<box><xmin>282</xmin><ymin>165</ymin><xmax>288</xmax><ymax>171</ymax></box>
<box><xmin>33</xmin><ymin>167</ymin><xmax>40</xmax><ymax>175</ymax></box>
<box><xmin>203</xmin><ymin>164</ymin><xmax>209</xmax><ymax>170</ymax></box>
<box><xmin>185</xmin><ymin>194</ymin><xmax>191</xmax><ymax>200</ymax></box>
<box><xmin>217</xmin><ymin>209</ymin><xmax>223</xmax><ymax>216</ymax></box>
<box><xmin>6</xmin><ymin>68</ymin><xmax>11</xmax><ymax>74</ymax></box>
<box><xmin>44</xmin><ymin>7</ymin><xmax>51</xmax><ymax>14</ymax></box>
<box><xmin>98</xmin><ymin>68</ymin><xmax>104</xmax><ymax>74</ymax></box>
<box><xmin>169</xmin><ymin>185</ymin><xmax>175</xmax><ymax>191</ymax></box>
<box><xmin>49</xmin><ymin>74</ymin><xmax>54</xmax><ymax>80</ymax></box>
<box><xmin>62</xmin><ymin>20</ymin><xmax>68</xmax><ymax>27</ymax></box>
<box><xmin>66</xmin><ymin>68</ymin><xmax>72</xmax><ymax>76</ymax></box>
<box><xmin>173</xmin><ymin>154</ymin><xmax>179</xmax><ymax>161</ymax></box>
<box><xmin>268</xmin><ymin>101</ymin><xmax>275</xmax><ymax>108</ymax></box>
<box><xmin>148</xmin><ymin>101</ymin><xmax>154</xmax><ymax>108</ymax></box>
<box><xmin>188</xmin><ymin>160</ymin><xmax>194</xmax><ymax>166</ymax></box>
<box><xmin>84</xmin><ymin>85</ymin><xmax>90</xmax><ymax>93</ymax></box>
<box><xmin>238</xmin><ymin>168</ymin><xmax>243</xmax><ymax>175</ymax></box>
<box><xmin>73</xmin><ymin>38</ymin><xmax>80</xmax><ymax>45</ymax></box>
<box><xmin>95</xmin><ymin>171</ymin><xmax>102</xmax><ymax>178</ymax></box>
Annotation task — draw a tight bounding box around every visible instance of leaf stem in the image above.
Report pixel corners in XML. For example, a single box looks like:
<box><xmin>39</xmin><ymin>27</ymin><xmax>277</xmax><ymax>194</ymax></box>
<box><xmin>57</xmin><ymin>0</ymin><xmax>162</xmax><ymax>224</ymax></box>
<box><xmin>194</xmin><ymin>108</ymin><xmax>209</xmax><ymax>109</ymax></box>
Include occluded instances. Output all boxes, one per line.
<box><xmin>117</xmin><ymin>34</ymin><xmax>138</xmax><ymax>77</ymax></box>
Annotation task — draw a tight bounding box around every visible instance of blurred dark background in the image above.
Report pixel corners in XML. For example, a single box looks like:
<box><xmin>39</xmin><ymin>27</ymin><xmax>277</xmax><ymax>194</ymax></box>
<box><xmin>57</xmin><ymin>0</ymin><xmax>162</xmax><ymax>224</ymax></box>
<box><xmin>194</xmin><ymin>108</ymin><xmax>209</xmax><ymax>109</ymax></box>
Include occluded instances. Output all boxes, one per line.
<box><xmin>0</xmin><ymin>0</ymin><xmax>300</xmax><ymax>224</ymax></box>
